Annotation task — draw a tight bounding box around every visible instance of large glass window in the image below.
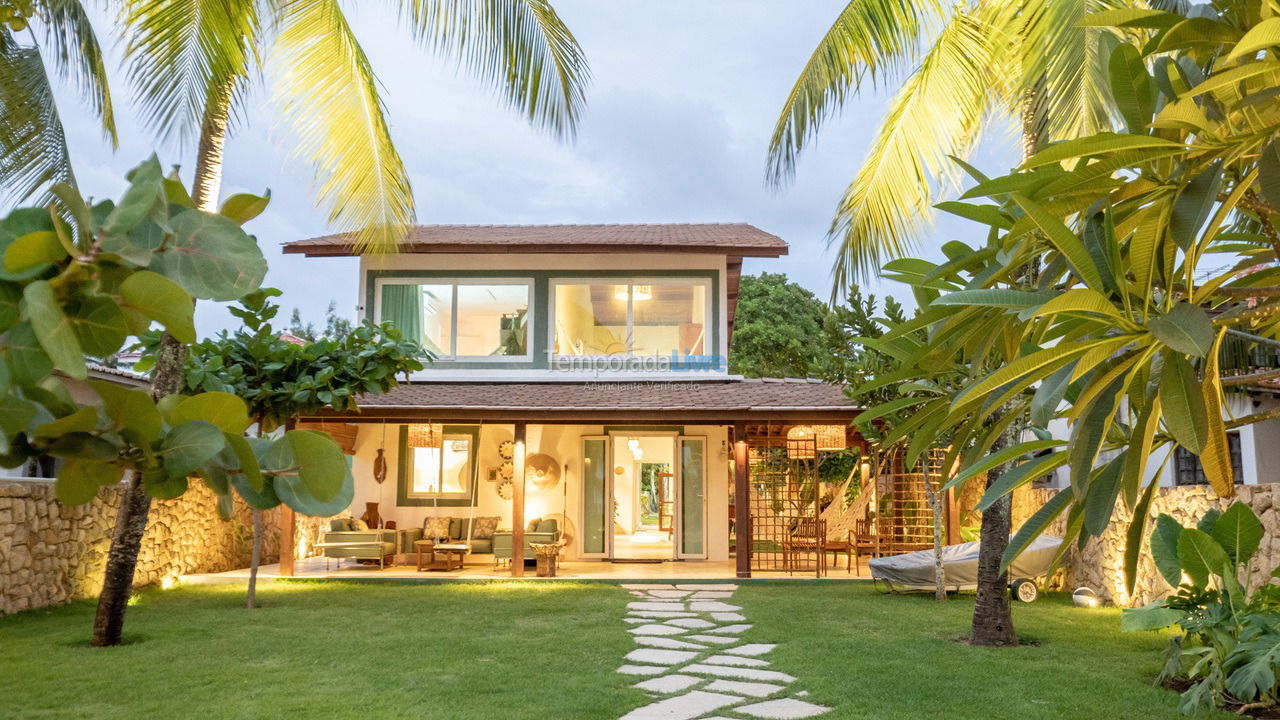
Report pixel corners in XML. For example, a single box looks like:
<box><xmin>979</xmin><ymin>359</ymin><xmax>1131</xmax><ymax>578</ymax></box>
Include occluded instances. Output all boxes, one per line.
<box><xmin>379</xmin><ymin>281</ymin><xmax>530</xmax><ymax>359</ymax></box>
<box><xmin>407</xmin><ymin>433</ymin><xmax>474</xmax><ymax>500</ymax></box>
<box><xmin>553</xmin><ymin>280</ymin><xmax>709</xmax><ymax>357</ymax></box>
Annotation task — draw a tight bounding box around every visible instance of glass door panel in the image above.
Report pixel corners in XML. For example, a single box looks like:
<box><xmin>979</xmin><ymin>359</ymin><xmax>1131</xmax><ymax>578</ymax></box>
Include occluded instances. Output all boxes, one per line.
<box><xmin>678</xmin><ymin>436</ymin><xmax>706</xmax><ymax>559</ymax></box>
<box><xmin>581</xmin><ymin>436</ymin><xmax>609</xmax><ymax>557</ymax></box>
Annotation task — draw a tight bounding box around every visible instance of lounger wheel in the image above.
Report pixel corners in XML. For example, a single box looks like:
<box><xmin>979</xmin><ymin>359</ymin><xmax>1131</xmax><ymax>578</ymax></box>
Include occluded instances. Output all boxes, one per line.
<box><xmin>1010</xmin><ymin>578</ymin><xmax>1038</xmax><ymax>603</ymax></box>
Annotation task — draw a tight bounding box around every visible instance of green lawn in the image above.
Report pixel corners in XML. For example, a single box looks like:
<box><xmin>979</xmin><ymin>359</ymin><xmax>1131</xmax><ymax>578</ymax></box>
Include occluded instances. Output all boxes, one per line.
<box><xmin>0</xmin><ymin>580</ymin><xmax>1218</xmax><ymax>719</ymax></box>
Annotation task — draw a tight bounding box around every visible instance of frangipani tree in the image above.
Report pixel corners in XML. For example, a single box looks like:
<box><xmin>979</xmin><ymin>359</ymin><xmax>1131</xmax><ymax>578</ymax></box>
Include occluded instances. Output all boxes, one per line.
<box><xmin>859</xmin><ymin>1</ymin><xmax>1280</xmax><ymax>603</ymax></box>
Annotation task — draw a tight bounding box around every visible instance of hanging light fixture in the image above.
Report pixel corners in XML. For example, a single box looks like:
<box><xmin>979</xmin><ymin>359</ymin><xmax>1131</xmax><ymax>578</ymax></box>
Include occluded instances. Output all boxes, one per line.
<box><xmin>814</xmin><ymin>426</ymin><xmax>847</xmax><ymax>452</ymax></box>
<box><xmin>613</xmin><ymin>284</ymin><xmax>652</xmax><ymax>302</ymax></box>
<box><xmin>407</xmin><ymin>423</ymin><xmax>443</xmax><ymax>448</ymax></box>
<box><xmin>786</xmin><ymin>426</ymin><xmax>816</xmax><ymax>459</ymax></box>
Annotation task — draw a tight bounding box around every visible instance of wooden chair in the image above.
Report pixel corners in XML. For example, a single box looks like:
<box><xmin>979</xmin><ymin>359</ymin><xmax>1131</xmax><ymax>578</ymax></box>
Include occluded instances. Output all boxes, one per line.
<box><xmin>824</xmin><ymin>530</ymin><xmax>854</xmax><ymax>574</ymax></box>
<box><xmin>852</xmin><ymin>518</ymin><xmax>881</xmax><ymax>575</ymax></box>
<box><xmin>781</xmin><ymin>518</ymin><xmax>827</xmax><ymax>577</ymax></box>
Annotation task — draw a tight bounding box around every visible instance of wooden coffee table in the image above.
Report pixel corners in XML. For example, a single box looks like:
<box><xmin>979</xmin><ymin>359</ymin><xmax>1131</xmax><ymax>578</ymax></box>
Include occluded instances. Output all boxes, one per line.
<box><xmin>416</xmin><ymin>540</ymin><xmax>468</xmax><ymax>571</ymax></box>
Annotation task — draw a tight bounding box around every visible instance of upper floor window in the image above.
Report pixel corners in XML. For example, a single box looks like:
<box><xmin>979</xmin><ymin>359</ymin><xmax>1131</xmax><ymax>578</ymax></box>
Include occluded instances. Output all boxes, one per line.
<box><xmin>378</xmin><ymin>280</ymin><xmax>530</xmax><ymax>360</ymax></box>
<box><xmin>552</xmin><ymin>279</ymin><xmax>709</xmax><ymax>357</ymax></box>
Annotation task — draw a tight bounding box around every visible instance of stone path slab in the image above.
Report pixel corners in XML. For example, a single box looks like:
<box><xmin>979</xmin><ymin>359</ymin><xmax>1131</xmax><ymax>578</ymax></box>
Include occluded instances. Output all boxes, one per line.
<box><xmin>619</xmin><ymin>691</ymin><xmax>742</xmax><ymax>720</ymax></box>
<box><xmin>674</xmin><ymin>584</ymin><xmax>738</xmax><ymax>591</ymax></box>
<box><xmin>617</xmin><ymin>664</ymin><xmax>669</xmax><ymax>676</ymax></box>
<box><xmin>630</xmin><ymin>610</ymin><xmax>698</xmax><ymax>618</ymax></box>
<box><xmin>704</xmin><ymin>679</ymin><xmax>786</xmax><ymax>698</ymax></box>
<box><xmin>665</xmin><ymin>618</ymin><xmax>716</xmax><ymax>629</ymax></box>
<box><xmin>690</xmin><ymin>591</ymin><xmax>734</xmax><ymax>599</ymax></box>
<box><xmin>648</xmin><ymin>590</ymin><xmax>692</xmax><ymax>599</ymax></box>
<box><xmin>622</xmin><ymin>584</ymin><xmax>676</xmax><ymax>590</ymax></box>
<box><xmin>682</xmin><ymin>664</ymin><xmax>796</xmax><ymax>684</ymax></box>
<box><xmin>687</xmin><ymin>634</ymin><xmax>741</xmax><ymax>645</ymax></box>
<box><xmin>724</xmin><ymin>643</ymin><xmax>776</xmax><ymax>656</ymax></box>
<box><xmin>703</xmin><ymin>654</ymin><xmax>771</xmax><ymax>668</ymax></box>
<box><xmin>633</xmin><ymin>675</ymin><xmax>703</xmax><ymax>694</ymax></box>
<box><xmin>626</xmin><ymin>648</ymin><xmax>700</xmax><ymax>666</ymax></box>
<box><xmin>630</xmin><ymin>602</ymin><xmax>687</xmax><ymax>611</ymax></box>
<box><xmin>711</xmin><ymin>612</ymin><xmax>746</xmax><ymax>622</ymax></box>
<box><xmin>703</xmin><ymin>623</ymin><xmax>752</xmax><ymax>635</ymax></box>
<box><xmin>634</xmin><ymin>636</ymin><xmax>707</xmax><ymax>650</ymax></box>
<box><xmin>735</xmin><ymin>698</ymin><xmax>832</xmax><ymax>719</ymax></box>
<box><xmin>688</xmin><ymin>601</ymin><xmax>742</xmax><ymax>613</ymax></box>
<box><xmin>629</xmin><ymin>624</ymin><xmax>688</xmax><ymax>636</ymax></box>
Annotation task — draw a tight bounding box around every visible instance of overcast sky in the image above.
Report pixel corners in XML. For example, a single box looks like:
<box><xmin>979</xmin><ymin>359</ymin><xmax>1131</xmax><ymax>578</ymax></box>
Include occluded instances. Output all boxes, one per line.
<box><xmin>53</xmin><ymin>1</ymin><xmax>1020</xmax><ymax>337</ymax></box>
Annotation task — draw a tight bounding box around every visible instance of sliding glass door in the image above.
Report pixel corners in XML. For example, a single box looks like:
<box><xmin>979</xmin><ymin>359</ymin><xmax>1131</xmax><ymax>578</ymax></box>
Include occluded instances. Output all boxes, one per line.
<box><xmin>677</xmin><ymin>436</ymin><xmax>706</xmax><ymax>559</ymax></box>
<box><xmin>581</xmin><ymin>436</ymin><xmax>609</xmax><ymax>558</ymax></box>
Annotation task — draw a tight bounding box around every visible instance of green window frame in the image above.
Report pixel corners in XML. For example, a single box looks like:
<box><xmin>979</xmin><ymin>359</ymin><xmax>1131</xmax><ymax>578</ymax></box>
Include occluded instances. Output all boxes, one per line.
<box><xmin>396</xmin><ymin>425</ymin><xmax>481</xmax><ymax>507</ymax></box>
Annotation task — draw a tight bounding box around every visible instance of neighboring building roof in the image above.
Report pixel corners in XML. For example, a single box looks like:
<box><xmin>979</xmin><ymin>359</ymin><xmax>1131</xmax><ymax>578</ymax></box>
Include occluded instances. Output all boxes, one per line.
<box><xmin>305</xmin><ymin>378</ymin><xmax>857</xmax><ymax>424</ymax></box>
<box><xmin>282</xmin><ymin>223</ymin><xmax>788</xmax><ymax>258</ymax></box>
<box><xmin>85</xmin><ymin>362</ymin><xmax>149</xmax><ymax>388</ymax></box>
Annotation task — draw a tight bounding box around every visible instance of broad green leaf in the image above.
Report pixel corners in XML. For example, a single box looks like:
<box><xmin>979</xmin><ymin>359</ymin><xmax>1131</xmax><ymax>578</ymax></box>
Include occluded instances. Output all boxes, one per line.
<box><xmin>46</xmin><ymin>433</ymin><xmax>118</xmax><ymax>461</ymax></box>
<box><xmin>1084</xmin><ymin>455</ymin><xmax>1125</xmax><ymax>537</ymax></box>
<box><xmin>68</xmin><ymin>295</ymin><xmax>129</xmax><ymax>357</ymax></box>
<box><xmin>931</xmin><ymin>288</ymin><xmax>1056</xmax><ymax>309</ymax></box>
<box><xmin>151</xmin><ymin>210</ymin><xmax>267</xmax><ymax>301</ymax></box>
<box><xmin>160</xmin><ymin>422</ymin><xmax>225</xmax><ymax>478</ymax></box>
<box><xmin>1009</xmin><ymin>194</ymin><xmax>1105</xmax><ymax>290</ymax></box>
<box><xmin>218</xmin><ymin>191</ymin><xmax>270</xmax><ymax>224</ymax></box>
<box><xmin>223</xmin><ymin>433</ymin><xmax>264</xmax><ymax>492</ymax></box>
<box><xmin>1022</xmin><ymin>133</ymin><xmax>1178</xmax><ymax>169</ymax></box>
<box><xmin>56</xmin><ymin>458</ymin><xmax>122</xmax><ymax>505</ymax></box>
<box><xmin>1160</xmin><ymin>354</ymin><xmax>1208</xmax><ymax>454</ymax></box>
<box><xmin>0</xmin><ymin>395</ymin><xmax>37</xmax><ymax>434</ymax></box>
<box><xmin>0</xmin><ymin>281</ymin><xmax>19</xmax><ymax>333</ymax></box>
<box><xmin>933</xmin><ymin>201</ymin><xmax>1012</xmax><ymax>230</ymax></box>
<box><xmin>1260</xmin><ymin>140</ymin><xmax>1280</xmax><ymax>210</ymax></box>
<box><xmin>285</xmin><ymin>429</ymin><xmax>345</xmax><ymax>502</ymax></box>
<box><xmin>231</xmin><ymin>470</ymin><xmax>280</xmax><ymax>510</ymax></box>
<box><xmin>1211</xmin><ymin>502</ymin><xmax>1263</xmax><ymax>566</ymax></box>
<box><xmin>1031</xmin><ymin>362</ymin><xmax>1074</xmax><ymax>428</ymax></box>
<box><xmin>1148</xmin><ymin>303</ymin><xmax>1214</xmax><ymax>356</ymax></box>
<box><xmin>169</xmin><ymin>392</ymin><xmax>250</xmax><ymax>434</ymax></box>
<box><xmin>975</xmin><ymin>451</ymin><xmax>1068</xmax><ymax>510</ymax></box>
<box><xmin>3</xmin><ymin>231</ymin><xmax>65</xmax><ymax>273</ymax></box>
<box><xmin>851</xmin><ymin>396</ymin><xmax>929</xmax><ymax>426</ymax></box>
<box><xmin>34</xmin><ymin>406</ymin><xmax>98</xmax><ymax>438</ymax></box>
<box><xmin>23</xmin><ymin>281</ymin><xmax>86</xmax><ymax>380</ymax></box>
<box><xmin>947</xmin><ymin>439</ymin><xmax>1064</xmax><ymax>493</ymax></box>
<box><xmin>1156</xmin><ymin>18</ymin><xmax>1240</xmax><ymax>54</ymax></box>
<box><xmin>1021</xmin><ymin>288</ymin><xmax>1126</xmax><ymax>324</ymax></box>
<box><xmin>89</xmin><ymin>380</ymin><xmax>163</xmax><ymax>443</ymax></box>
<box><xmin>143</xmin><ymin>468</ymin><xmax>188</xmax><ymax>501</ymax></box>
<box><xmin>119</xmin><ymin>270</ymin><xmax>195</xmax><ymax>343</ymax></box>
<box><xmin>1200</xmin><ymin>331</ymin><xmax>1236</xmax><ymax>496</ymax></box>
<box><xmin>1170</xmin><ymin>162</ymin><xmax>1222</xmax><ymax>251</ymax></box>
<box><xmin>1126</xmin><ymin>479</ymin><xmax>1160</xmax><ymax>596</ymax></box>
<box><xmin>1000</xmin><ymin>489</ymin><xmax>1071</xmax><ymax>573</ymax></box>
<box><xmin>1198</xmin><ymin>508</ymin><xmax>1222</xmax><ymax>534</ymax></box>
<box><xmin>104</xmin><ymin>155</ymin><xmax>164</xmax><ymax>237</ymax></box>
<box><xmin>1109</xmin><ymin>43</ymin><xmax>1156</xmax><ymax>133</ymax></box>
<box><xmin>274</xmin><ymin>466</ymin><xmax>354</xmax><ymax>517</ymax></box>
<box><xmin>101</xmin><ymin>217</ymin><xmax>165</xmax><ymax>266</ymax></box>
<box><xmin>1177</xmin><ymin>528</ymin><xmax>1229</xmax><ymax>587</ymax></box>
<box><xmin>1079</xmin><ymin>8</ymin><xmax>1182</xmax><ymax>28</ymax></box>
<box><xmin>1121</xmin><ymin>603</ymin><xmax>1184</xmax><ymax>631</ymax></box>
<box><xmin>1225</xmin><ymin>17</ymin><xmax>1280</xmax><ymax>62</ymax></box>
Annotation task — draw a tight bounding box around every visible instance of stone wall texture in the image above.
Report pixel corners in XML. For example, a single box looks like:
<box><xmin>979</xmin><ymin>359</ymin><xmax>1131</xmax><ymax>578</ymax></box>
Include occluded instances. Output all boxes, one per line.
<box><xmin>0</xmin><ymin>480</ymin><xmax>280</xmax><ymax>615</ymax></box>
<box><xmin>1011</xmin><ymin>484</ymin><xmax>1280</xmax><ymax>607</ymax></box>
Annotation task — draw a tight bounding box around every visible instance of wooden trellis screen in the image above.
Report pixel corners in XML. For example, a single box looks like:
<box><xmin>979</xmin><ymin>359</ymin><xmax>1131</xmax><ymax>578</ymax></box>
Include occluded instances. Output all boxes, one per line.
<box><xmin>744</xmin><ymin>425</ymin><xmax>823</xmax><ymax>575</ymax></box>
<box><xmin>875</xmin><ymin>448</ymin><xmax>949</xmax><ymax>555</ymax></box>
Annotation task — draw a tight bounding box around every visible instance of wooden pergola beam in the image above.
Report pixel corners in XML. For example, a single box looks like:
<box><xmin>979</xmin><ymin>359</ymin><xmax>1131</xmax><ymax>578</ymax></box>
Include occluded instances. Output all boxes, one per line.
<box><xmin>733</xmin><ymin>422</ymin><xmax>751</xmax><ymax>579</ymax></box>
<box><xmin>511</xmin><ymin>422</ymin><xmax>527</xmax><ymax>578</ymax></box>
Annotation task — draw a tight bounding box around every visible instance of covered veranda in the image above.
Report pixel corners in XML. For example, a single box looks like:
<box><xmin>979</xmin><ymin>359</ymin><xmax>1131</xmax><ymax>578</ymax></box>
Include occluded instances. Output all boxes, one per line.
<box><xmin>273</xmin><ymin>378</ymin><xmax>867</xmax><ymax>580</ymax></box>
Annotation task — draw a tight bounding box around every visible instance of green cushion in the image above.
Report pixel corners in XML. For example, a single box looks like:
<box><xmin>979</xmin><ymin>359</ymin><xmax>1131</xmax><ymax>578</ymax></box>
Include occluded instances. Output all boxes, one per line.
<box><xmin>536</xmin><ymin>519</ymin><xmax>557</xmax><ymax>534</ymax></box>
<box><xmin>526</xmin><ymin>518</ymin><xmax>541</xmax><ymax>533</ymax></box>
<box><xmin>329</xmin><ymin>518</ymin><xmax>352</xmax><ymax>532</ymax></box>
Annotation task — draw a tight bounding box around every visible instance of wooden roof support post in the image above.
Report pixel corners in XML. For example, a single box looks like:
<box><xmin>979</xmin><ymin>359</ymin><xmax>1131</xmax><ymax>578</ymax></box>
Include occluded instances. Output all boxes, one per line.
<box><xmin>733</xmin><ymin>422</ymin><xmax>751</xmax><ymax>579</ymax></box>
<box><xmin>512</xmin><ymin>422</ymin><xmax>527</xmax><ymax>578</ymax></box>
<box><xmin>279</xmin><ymin>506</ymin><xmax>295</xmax><ymax>577</ymax></box>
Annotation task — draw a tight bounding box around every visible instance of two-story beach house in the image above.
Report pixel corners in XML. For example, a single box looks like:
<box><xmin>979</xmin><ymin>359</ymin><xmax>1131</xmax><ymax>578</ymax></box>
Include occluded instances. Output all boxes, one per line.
<box><xmin>283</xmin><ymin>224</ymin><xmax>863</xmax><ymax>577</ymax></box>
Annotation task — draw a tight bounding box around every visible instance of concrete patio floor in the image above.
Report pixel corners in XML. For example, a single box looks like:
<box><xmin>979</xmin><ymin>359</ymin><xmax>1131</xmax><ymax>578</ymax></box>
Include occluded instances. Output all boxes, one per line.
<box><xmin>181</xmin><ymin>555</ymin><xmax>870</xmax><ymax>584</ymax></box>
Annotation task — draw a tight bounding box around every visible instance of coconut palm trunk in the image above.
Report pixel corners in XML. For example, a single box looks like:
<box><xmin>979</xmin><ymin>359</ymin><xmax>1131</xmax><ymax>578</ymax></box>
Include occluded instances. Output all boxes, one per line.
<box><xmin>90</xmin><ymin>91</ymin><xmax>231</xmax><ymax>645</ymax></box>
<box><xmin>967</xmin><ymin>106</ymin><xmax>1042</xmax><ymax>645</ymax></box>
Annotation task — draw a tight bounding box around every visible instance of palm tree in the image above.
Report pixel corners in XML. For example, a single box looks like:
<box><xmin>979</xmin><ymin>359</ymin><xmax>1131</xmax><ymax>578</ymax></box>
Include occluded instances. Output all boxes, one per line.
<box><xmin>0</xmin><ymin>0</ymin><xmax>116</xmax><ymax>203</ymax></box>
<box><xmin>768</xmin><ymin>0</ymin><xmax>1131</xmax><ymax>647</ymax></box>
<box><xmin>767</xmin><ymin>0</ymin><xmax>1125</xmax><ymax>296</ymax></box>
<box><xmin>121</xmin><ymin>0</ymin><xmax>589</xmax><ymax>233</ymax></box>
<box><xmin>89</xmin><ymin>0</ymin><xmax>589</xmax><ymax>645</ymax></box>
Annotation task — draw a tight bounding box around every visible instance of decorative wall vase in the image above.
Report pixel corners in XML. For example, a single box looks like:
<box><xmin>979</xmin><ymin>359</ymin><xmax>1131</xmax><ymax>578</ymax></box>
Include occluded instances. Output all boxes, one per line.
<box><xmin>373</xmin><ymin>448</ymin><xmax>387</xmax><ymax>484</ymax></box>
<box><xmin>361</xmin><ymin>502</ymin><xmax>381</xmax><ymax>529</ymax></box>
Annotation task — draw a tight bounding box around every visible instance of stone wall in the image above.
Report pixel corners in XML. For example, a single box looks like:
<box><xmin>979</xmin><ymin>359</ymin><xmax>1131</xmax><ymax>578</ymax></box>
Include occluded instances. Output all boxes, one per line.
<box><xmin>1011</xmin><ymin>485</ymin><xmax>1280</xmax><ymax>607</ymax></box>
<box><xmin>0</xmin><ymin>480</ymin><xmax>280</xmax><ymax>615</ymax></box>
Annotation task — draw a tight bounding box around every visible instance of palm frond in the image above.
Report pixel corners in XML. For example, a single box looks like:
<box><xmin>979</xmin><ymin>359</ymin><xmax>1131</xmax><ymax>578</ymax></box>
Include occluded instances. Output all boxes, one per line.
<box><xmin>1001</xmin><ymin>0</ymin><xmax>1122</xmax><ymax>142</ymax></box>
<box><xmin>0</xmin><ymin>29</ymin><xmax>75</xmax><ymax>203</ymax></box>
<box><xmin>395</xmin><ymin>0</ymin><xmax>590</xmax><ymax>139</ymax></box>
<box><xmin>36</xmin><ymin>0</ymin><xmax>117</xmax><ymax>147</ymax></box>
<box><xmin>827</xmin><ymin>10</ymin><xmax>996</xmax><ymax>296</ymax></box>
<box><xmin>765</xmin><ymin>0</ymin><xmax>945</xmax><ymax>186</ymax></box>
<box><xmin>121</xmin><ymin>0</ymin><xmax>260</xmax><ymax>145</ymax></box>
<box><xmin>270</xmin><ymin>0</ymin><xmax>413</xmax><ymax>254</ymax></box>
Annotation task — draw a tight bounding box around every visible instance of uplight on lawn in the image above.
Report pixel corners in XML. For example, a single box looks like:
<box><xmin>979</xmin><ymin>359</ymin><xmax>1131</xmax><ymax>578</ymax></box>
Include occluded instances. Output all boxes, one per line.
<box><xmin>161</xmin><ymin>576</ymin><xmax>177</xmax><ymax>590</ymax></box>
<box><xmin>1072</xmin><ymin>587</ymin><xmax>1099</xmax><ymax>608</ymax></box>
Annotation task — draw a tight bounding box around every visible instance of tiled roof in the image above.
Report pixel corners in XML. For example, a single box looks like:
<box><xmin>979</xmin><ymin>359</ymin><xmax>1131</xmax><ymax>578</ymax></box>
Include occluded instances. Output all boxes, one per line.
<box><xmin>282</xmin><ymin>223</ymin><xmax>788</xmax><ymax>257</ymax></box>
<box><xmin>324</xmin><ymin>378</ymin><xmax>858</xmax><ymax>422</ymax></box>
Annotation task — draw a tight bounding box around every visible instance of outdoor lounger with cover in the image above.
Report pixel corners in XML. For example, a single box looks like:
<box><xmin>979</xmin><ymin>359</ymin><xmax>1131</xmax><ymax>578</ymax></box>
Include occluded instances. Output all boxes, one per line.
<box><xmin>868</xmin><ymin>535</ymin><xmax>1063</xmax><ymax>602</ymax></box>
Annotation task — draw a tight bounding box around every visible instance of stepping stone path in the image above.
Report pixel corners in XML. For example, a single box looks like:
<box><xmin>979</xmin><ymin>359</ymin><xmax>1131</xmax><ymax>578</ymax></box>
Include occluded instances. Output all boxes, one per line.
<box><xmin>617</xmin><ymin>584</ymin><xmax>831</xmax><ymax>720</ymax></box>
